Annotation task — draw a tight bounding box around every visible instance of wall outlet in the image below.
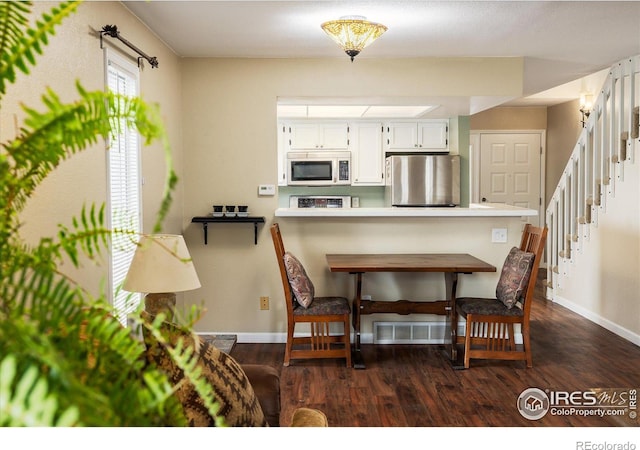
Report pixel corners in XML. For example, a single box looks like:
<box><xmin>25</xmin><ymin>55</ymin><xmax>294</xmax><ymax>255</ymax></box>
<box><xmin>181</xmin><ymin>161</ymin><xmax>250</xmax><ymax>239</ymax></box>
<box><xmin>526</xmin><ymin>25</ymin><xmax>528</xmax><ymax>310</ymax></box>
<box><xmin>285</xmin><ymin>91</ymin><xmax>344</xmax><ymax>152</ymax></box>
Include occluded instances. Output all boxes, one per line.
<box><xmin>491</xmin><ymin>228</ymin><xmax>508</xmax><ymax>243</ymax></box>
<box><xmin>260</xmin><ymin>296</ymin><xmax>270</xmax><ymax>310</ymax></box>
<box><xmin>362</xmin><ymin>295</ymin><xmax>372</xmax><ymax>300</ymax></box>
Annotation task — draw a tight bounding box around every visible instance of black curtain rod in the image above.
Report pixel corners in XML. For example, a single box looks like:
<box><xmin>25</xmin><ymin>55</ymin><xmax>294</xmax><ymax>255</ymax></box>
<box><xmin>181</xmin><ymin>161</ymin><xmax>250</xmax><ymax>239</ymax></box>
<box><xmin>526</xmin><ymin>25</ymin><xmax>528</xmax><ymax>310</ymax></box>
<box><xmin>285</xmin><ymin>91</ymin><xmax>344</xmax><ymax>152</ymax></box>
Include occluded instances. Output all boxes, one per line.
<box><xmin>101</xmin><ymin>25</ymin><xmax>159</xmax><ymax>69</ymax></box>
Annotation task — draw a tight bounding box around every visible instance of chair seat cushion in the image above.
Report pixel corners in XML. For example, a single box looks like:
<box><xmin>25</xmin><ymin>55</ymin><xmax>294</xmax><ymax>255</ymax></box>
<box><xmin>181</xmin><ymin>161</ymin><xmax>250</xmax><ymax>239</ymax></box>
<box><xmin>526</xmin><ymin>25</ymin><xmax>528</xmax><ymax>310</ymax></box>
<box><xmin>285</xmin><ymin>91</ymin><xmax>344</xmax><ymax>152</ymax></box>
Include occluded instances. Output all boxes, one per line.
<box><xmin>293</xmin><ymin>296</ymin><xmax>350</xmax><ymax>316</ymax></box>
<box><xmin>457</xmin><ymin>297</ymin><xmax>524</xmax><ymax>317</ymax></box>
<box><xmin>495</xmin><ymin>246</ymin><xmax>535</xmax><ymax>309</ymax></box>
<box><xmin>283</xmin><ymin>252</ymin><xmax>315</xmax><ymax>308</ymax></box>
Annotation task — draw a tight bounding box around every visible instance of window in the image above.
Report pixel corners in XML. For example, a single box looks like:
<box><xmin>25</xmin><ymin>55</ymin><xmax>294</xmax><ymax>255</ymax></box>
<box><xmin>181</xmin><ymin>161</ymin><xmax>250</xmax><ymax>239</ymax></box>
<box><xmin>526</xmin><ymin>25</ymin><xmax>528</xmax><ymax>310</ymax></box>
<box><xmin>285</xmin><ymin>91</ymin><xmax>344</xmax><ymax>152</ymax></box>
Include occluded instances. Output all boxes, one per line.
<box><xmin>105</xmin><ymin>49</ymin><xmax>142</xmax><ymax>326</ymax></box>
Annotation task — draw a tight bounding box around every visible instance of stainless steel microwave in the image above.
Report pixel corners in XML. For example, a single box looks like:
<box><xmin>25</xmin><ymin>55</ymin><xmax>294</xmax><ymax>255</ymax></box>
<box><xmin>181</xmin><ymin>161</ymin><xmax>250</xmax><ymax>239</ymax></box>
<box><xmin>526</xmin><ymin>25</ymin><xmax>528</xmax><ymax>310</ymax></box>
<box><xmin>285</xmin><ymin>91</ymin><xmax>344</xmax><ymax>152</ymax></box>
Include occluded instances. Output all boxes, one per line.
<box><xmin>286</xmin><ymin>151</ymin><xmax>351</xmax><ymax>186</ymax></box>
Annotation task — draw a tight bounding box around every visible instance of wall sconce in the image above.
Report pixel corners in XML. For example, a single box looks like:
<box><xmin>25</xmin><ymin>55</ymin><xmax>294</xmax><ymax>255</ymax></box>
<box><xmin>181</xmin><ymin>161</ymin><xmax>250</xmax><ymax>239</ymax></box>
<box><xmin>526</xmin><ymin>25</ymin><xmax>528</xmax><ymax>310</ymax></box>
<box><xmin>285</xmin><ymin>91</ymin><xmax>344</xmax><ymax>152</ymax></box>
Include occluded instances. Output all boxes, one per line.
<box><xmin>580</xmin><ymin>93</ymin><xmax>593</xmax><ymax>128</ymax></box>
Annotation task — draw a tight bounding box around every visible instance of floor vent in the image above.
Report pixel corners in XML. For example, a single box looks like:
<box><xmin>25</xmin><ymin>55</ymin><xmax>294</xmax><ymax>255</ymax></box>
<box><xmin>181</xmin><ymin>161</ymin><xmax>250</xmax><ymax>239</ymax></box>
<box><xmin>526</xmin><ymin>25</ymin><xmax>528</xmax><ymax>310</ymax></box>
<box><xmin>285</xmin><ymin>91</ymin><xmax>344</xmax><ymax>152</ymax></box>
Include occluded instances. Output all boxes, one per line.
<box><xmin>373</xmin><ymin>321</ymin><xmax>463</xmax><ymax>344</ymax></box>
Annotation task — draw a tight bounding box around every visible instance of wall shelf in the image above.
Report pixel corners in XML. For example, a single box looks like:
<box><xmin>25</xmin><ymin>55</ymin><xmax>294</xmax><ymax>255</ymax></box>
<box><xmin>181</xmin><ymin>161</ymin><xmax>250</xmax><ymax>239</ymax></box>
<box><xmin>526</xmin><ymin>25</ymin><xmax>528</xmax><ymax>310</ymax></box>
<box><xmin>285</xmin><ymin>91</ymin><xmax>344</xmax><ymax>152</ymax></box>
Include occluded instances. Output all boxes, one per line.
<box><xmin>191</xmin><ymin>216</ymin><xmax>266</xmax><ymax>245</ymax></box>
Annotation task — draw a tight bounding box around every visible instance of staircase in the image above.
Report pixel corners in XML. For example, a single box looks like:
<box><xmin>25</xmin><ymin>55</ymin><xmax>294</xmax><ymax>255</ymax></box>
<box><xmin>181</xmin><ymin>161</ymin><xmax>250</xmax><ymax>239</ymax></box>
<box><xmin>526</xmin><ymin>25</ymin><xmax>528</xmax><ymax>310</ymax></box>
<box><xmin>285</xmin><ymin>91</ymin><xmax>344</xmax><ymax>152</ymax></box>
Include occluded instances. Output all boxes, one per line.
<box><xmin>546</xmin><ymin>55</ymin><xmax>640</xmax><ymax>307</ymax></box>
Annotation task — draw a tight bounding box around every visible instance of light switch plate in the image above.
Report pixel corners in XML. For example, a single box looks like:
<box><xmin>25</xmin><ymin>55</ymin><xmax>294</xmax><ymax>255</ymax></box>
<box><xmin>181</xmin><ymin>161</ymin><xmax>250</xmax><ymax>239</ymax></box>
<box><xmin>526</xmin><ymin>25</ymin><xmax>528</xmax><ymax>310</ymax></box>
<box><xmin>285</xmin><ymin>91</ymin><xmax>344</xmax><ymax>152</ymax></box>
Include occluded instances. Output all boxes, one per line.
<box><xmin>492</xmin><ymin>228</ymin><xmax>508</xmax><ymax>243</ymax></box>
<box><xmin>258</xmin><ymin>184</ymin><xmax>275</xmax><ymax>196</ymax></box>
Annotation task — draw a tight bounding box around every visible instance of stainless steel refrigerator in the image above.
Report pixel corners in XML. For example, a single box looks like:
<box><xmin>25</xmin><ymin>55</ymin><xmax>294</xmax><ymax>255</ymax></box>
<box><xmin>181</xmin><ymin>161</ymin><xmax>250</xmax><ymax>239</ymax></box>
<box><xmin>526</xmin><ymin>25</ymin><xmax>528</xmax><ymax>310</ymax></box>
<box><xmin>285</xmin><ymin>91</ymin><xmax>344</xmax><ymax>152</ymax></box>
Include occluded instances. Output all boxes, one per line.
<box><xmin>385</xmin><ymin>154</ymin><xmax>460</xmax><ymax>206</ymax></box>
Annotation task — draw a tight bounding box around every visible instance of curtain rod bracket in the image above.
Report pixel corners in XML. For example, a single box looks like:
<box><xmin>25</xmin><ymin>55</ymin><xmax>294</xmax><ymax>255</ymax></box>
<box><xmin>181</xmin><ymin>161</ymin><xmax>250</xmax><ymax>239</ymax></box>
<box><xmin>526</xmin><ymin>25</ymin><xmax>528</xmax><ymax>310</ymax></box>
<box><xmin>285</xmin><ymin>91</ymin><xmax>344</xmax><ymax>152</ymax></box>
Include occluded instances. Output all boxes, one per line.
<box><xmin>100</xmin><ymin>25</ymin><xmax>159</xmax><ymax>69</ymax></box>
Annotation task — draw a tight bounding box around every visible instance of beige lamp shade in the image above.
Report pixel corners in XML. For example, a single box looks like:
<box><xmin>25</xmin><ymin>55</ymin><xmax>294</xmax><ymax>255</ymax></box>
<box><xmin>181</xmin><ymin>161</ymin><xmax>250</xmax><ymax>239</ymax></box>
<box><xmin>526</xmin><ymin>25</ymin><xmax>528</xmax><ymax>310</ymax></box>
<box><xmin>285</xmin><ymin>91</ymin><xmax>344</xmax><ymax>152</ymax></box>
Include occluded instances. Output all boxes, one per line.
<box><xmin>123</xmin><ymin>234</ymin><xmax>201</xmax><ymax>294</ymax></box>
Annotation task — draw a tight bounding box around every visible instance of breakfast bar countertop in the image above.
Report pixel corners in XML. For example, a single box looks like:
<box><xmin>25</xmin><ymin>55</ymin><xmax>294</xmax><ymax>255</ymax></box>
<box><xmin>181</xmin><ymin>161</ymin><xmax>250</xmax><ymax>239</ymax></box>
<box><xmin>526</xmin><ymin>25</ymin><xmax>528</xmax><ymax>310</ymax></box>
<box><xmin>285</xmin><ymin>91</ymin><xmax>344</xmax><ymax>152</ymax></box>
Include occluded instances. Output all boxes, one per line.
<box><xmin>274</xmin><ymin>203</ymin><xmax>538</xmax><ymax>218</ymax></box>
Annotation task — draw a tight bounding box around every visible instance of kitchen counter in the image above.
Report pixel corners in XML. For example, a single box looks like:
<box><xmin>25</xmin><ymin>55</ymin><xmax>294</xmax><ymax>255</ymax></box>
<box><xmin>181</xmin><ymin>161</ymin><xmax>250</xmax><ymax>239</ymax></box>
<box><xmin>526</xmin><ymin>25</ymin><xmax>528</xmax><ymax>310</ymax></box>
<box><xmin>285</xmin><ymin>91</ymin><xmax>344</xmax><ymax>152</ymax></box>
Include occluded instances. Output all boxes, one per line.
<box><xmin>275</xmin><ymin>203</ymin><xmax>538</xmax><ymax>218</ymax></box>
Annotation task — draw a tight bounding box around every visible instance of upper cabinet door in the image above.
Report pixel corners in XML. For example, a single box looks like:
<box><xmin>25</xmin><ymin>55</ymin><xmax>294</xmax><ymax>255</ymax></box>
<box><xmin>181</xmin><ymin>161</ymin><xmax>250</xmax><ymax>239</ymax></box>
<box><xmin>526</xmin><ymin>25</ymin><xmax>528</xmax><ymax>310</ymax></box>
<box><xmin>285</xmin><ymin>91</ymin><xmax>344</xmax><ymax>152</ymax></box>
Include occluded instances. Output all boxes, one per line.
<box><xmin>418</xmin><ymin>122</ymin><xmax>448</xmax><ymax>149</ymax></box>
<box><xmin>277</xmin><ymin>122</ymin><xmax>288</xmax><ymax>186</ymax></box>
<box><xmin>386</xmin><ymin>122</ymin><xmax>419</xmax><ymax>150</ymax></box>
<box><xmin>289</xmin><ymin>123</ymin><xmax>319</xmax><ymax>149</ymax></box>
<box><xmin>319</xmin><ymin>123</ymin><xmax>350</xmax><ymax>149</ymax></box>
<box><xmin>351</xmin><ymin>122</ymin><xmax>384</xmax><ymax>185</ymax></box>
<box><xmin>289</xmin><ymin>122</ymin><xmax>349</xmax><ymax>150</ymax></box>
<box><xmin>385</xmin><ymin>120</ymin><xmax>449</xmax><ymax>152</ymax></box>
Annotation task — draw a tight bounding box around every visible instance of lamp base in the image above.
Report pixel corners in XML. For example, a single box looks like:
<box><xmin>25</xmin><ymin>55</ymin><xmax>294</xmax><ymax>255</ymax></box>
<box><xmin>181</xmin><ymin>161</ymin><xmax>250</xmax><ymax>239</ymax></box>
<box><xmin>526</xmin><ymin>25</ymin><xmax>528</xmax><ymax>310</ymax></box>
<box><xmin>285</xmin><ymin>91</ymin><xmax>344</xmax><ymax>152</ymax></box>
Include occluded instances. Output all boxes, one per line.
<box><xmin>144</xmin><ymin>292</ymin><xmax>176</xmax><ymax>321</ymax></box>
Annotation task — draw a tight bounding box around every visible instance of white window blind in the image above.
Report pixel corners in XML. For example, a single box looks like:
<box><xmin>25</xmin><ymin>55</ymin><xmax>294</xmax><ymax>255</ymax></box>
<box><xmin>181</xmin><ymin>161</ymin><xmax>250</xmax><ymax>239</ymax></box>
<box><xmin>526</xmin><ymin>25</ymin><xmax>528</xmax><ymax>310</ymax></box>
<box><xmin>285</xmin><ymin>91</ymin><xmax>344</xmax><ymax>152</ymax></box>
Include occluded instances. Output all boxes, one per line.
<box><xmin>105</xmin><ymin>50</ymin><xmax>142</xmax><ymax>326</ymax></box>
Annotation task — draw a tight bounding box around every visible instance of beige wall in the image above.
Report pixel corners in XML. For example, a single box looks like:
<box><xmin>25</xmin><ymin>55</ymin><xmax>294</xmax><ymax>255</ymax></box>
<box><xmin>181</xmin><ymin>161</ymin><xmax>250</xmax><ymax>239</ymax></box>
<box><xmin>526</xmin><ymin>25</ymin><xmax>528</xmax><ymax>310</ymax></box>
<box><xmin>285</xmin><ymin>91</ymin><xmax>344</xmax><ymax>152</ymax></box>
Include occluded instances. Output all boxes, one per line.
<box><xmin>544</xmin><ymin>94</ymin><xmax>639</xmax><ymax>340</ymax></box>
<box><xmin>3</xmin><ymin>2</ymin><xmax>183</xmax><ymax>298</ymax></box>
<box><xmin>12</xmin><ymin>4</ymin><xmax>636</xmax><ymax>343</ymax></box>
<box><xmin>179</xmin><ymin>57</ymin><xmax>530</xmax><ymax>337</ymax></box>
<box><xmin>546</xmin><ymin>99</ymin><xmax>583</xmax><ymax>205</ymax></box>
<box><xmin>556</xmin><ymin>144</ymin><xmax>640</xmax><ymax>340</ymax></box>
<box><xmin>470</xmin><ymin>106</ymin><xmax>547</xmax><ymax>130</ymax></box>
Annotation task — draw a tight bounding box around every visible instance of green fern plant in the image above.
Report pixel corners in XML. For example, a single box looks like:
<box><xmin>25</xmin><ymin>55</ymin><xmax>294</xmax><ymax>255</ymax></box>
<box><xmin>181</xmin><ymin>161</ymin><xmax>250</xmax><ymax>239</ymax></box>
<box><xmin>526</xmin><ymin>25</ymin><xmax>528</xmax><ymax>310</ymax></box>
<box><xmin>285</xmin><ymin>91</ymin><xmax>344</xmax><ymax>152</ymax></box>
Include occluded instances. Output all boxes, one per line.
<box><xmin>0</xmin><ymin>1</ymin><xmax>222</xmax><ymax>426</ymax></box>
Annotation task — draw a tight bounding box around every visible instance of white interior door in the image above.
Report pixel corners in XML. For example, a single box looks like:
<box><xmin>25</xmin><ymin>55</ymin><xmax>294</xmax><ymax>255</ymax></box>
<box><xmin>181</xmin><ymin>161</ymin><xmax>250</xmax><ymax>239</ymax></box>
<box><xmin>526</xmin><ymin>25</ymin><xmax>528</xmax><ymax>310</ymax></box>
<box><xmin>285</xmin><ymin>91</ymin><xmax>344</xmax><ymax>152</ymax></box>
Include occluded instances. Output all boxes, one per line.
<box><xmin>479</xmin><ymin>133</ymin><xmax>542</xmax><ymax>225</ymax></box>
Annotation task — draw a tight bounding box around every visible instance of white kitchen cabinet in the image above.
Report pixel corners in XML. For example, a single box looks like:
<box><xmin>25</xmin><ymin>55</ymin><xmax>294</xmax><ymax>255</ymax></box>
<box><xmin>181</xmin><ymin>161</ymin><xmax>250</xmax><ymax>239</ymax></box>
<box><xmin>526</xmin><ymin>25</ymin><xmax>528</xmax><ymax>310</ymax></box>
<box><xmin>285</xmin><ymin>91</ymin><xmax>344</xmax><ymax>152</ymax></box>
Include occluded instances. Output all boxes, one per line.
<box><xmin>385</xmin><ymin>120</ymin><xmax>449</xmax><ymax>151</ymax></box>
<box><xmin>351</xmin><ymin>122</ymin><xmax>384</xmax><ymax>185</ymax></box>
<box><xmin>277</xmin><ymin>121</ymin><xmax>288</xmax><ymax>186</ymax></box>
<box><xmin>288</xmin><ymin>122</ymin><xmax>349</xmax><ymax>150</ymax></box>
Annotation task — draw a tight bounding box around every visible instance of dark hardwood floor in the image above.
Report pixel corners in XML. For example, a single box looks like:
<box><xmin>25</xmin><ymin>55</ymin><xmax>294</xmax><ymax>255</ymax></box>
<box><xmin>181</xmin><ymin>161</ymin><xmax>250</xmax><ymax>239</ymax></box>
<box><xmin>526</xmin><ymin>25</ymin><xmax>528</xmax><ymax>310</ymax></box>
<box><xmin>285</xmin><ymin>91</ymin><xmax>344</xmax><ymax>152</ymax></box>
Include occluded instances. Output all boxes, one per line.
<box><xmin>231</xmin><ymin>277</ymin><xmax>640</xmax><ymax>428</ymax></box>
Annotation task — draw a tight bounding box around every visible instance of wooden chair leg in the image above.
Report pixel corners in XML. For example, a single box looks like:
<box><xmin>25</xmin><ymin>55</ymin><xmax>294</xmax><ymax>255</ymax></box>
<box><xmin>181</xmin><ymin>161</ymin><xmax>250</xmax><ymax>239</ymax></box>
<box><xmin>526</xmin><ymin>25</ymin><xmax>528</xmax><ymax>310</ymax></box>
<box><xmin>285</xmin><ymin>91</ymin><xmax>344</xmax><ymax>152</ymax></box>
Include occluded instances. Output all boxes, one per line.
<box><xmin>522</xmin><ymin>324</ymin><xmax>533</xmax><ymax>368</ymax></box>
<box><xmin>507</xmin><ymin>323</ymin><xmax>516</xmax><ymax>351</ymax></box>
<box><xmin>344</xmin><ymin>316</ymin><xmax>351</xmax><ymax>368</ymax></box>
<box><xmin>284</xmin><ymin>322</ymin><xmax>294</xmax><ymax>367</ymax></box>
<box><xmin>464</xmin><ymin>316</ymin><xmax>472</xmax><ymax>369</ymax></box>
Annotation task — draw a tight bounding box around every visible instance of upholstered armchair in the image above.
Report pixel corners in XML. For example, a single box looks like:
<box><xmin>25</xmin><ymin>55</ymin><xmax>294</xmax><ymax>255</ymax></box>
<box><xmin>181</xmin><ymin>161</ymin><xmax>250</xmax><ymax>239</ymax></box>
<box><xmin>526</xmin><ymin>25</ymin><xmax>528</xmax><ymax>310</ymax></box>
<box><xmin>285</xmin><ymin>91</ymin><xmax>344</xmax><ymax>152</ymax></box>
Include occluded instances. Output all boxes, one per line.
<box><xmin>142</xmin><ymin>313</ymin><xmax>327</xmax><ymax>427</ymax></box>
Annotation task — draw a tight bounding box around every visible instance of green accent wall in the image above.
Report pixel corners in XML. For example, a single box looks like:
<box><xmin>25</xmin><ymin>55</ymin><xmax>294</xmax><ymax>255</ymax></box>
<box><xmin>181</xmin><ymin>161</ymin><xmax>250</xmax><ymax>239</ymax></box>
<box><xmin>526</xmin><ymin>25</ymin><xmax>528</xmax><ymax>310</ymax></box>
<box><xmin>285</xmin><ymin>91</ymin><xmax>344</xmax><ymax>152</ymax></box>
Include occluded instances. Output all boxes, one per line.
<box><xmin>456</xmin><ymin>116</ymin><xmax>471</xmax><ymax>207</ymax></box>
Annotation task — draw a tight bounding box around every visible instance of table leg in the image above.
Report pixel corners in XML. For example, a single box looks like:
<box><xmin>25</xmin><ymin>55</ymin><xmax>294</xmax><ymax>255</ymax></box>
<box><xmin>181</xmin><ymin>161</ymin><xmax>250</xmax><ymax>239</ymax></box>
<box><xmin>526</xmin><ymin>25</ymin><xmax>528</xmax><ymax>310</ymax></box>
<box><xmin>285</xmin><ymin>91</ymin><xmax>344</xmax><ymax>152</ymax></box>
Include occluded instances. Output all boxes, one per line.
<box><xmin>445</xmin><ymin>272</ymin><xmax>459</xmax><ymax>361</ymax></box>
<box><xmin>351</xmin><ymin>272</ymin><xmax>365</xmax><ymax>369</ymax></box>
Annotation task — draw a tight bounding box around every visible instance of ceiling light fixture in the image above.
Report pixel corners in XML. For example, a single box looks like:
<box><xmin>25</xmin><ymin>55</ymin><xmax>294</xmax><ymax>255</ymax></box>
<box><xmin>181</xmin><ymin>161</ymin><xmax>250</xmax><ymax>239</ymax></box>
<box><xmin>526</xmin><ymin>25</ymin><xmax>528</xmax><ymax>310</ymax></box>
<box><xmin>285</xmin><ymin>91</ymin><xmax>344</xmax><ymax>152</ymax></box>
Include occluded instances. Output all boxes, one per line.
<box><xmin>321</xmin><ymin>15</ymin><xmax>387</xmax><ymax>62</ymax></box>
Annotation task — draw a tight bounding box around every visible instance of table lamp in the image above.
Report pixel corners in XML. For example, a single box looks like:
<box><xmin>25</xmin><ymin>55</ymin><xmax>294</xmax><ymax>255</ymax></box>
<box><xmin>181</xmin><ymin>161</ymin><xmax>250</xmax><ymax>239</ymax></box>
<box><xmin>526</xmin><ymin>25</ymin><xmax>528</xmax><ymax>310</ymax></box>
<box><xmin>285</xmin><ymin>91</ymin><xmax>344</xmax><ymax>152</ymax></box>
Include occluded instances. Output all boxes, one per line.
<box><xmin>123</xmin><ymin>234</ymin><xmax>201</xmax><ymax>320</ymax></box>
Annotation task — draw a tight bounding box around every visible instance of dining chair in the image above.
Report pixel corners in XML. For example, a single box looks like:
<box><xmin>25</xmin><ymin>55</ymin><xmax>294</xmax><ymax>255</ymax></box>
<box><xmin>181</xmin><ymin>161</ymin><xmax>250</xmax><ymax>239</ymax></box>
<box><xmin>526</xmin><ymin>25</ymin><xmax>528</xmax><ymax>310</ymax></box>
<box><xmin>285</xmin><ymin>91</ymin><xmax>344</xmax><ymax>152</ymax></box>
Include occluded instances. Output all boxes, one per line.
<box><xmin>270</xmin><ymin>223</ymin><xmax>351</xmax><ymax>367</ymax></box>
<box><xmin>454</xmin><ymin>223</ymin><xmax>548</xmax><ymax>368</ymax></box>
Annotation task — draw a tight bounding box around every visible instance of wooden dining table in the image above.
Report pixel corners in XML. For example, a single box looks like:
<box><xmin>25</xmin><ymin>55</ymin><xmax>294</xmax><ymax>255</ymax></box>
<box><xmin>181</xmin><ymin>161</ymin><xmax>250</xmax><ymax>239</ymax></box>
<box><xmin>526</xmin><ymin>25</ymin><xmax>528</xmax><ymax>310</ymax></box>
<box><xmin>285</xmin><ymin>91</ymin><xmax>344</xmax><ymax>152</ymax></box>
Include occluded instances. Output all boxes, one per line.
<box><xmin>326</xmin><ymin>253</ymin><xmax>496</xmax><ymax>369</ymax></box>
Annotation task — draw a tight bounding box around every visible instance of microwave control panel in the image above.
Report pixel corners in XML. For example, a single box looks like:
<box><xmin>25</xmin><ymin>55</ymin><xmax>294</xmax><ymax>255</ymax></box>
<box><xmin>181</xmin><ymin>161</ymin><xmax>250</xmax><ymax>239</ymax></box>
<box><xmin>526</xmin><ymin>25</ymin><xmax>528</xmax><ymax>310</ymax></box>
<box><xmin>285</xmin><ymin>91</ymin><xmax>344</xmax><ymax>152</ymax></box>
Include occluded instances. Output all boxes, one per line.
<box><xmin>338</xmin><ymin>159</ymin><xmax>350</xmax><ymax>181</ymax></box>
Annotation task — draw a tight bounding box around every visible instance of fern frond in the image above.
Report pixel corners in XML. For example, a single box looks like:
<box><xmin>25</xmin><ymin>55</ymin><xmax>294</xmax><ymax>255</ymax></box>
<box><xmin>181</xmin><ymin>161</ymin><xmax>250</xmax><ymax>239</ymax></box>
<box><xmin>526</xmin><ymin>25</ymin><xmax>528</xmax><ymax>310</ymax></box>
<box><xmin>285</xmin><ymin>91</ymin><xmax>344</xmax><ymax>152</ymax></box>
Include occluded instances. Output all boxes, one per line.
<box><xmin>0</xmin><ymin>1</ymin><xmax>80</xmax><ymax>96</ymax></box>
<box><xmin>56</xmin><ymin>203</ymin><xmax>111</xmax><ymax>267</ymax></box>
<box><xmin>1</xmin><ymin>84</ymin><xmax>174</xmax><ymax>225</ymax></box>
<box><xmin>0</xmin><ymin>273</ymin><xmax>188</xmax><ymax>426</ymax></box>
<box><xmin>0</xmin><ymin>2</ymin><xmax>30</xmax><ymax>60</ymax></box>
<box><xmin>0</xmin><ymin>1</ymin><xmax>192</xmax><ymax>427</ymax></box>
<box><xmin>0</xmin><ymin>355</ymin><xmax>81</xmax><ymax>426</ymax></box>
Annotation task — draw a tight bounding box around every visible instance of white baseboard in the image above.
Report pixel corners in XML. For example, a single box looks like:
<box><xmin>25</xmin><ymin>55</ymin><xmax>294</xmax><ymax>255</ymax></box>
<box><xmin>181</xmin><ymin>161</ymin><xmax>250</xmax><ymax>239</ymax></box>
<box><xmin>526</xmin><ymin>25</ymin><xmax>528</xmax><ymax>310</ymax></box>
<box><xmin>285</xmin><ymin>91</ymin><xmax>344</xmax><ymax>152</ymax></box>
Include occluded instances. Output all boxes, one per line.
<box><xmin>230</xmin><ymin>300</ymin><xmax>640</xmax><ymax>349</ymax></box>
<box><xmin>198</xmin><ymin>296</ymin><xmax>640</xmax><ymax>349</ymax></box>
<box><xmin>554</xmin><ymin>295</ymin><xmax>640</xmax><ymax>347</ymax></box>
<box><xmin>233</xmin><ymin>332</ymin><xmax>376</xmax><ymax>344</ymax></box>
<box><xmin>235</xmin><ymin>332</ymin><xmax>285</xmax><ymax>344</ymax></box>
<box><xmin>231</xmin><ymin>329</ymin><xmax>525</xmax><ymax>345</ymax></box>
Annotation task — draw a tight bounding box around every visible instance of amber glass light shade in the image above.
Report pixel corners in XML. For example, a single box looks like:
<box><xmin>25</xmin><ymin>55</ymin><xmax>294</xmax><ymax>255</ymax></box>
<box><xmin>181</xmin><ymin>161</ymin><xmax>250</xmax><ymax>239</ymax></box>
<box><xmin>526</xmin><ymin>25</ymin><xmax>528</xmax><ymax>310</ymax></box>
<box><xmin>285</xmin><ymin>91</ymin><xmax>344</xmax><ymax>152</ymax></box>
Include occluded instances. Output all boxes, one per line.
<box><xmin>321</xmin><ymin>16</ymin><xmax>387</xmax><ymax>62</ymax></box>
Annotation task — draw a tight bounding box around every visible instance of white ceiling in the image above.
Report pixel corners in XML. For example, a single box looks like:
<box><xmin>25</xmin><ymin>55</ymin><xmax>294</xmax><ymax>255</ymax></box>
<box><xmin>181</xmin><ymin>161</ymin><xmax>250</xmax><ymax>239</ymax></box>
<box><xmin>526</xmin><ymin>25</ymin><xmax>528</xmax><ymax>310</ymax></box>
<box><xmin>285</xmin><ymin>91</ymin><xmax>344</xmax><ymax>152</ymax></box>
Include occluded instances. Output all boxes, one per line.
<box><xmin>122</xmin><ymin>1</ymin><xmax>640</xmax><ymax>116</ymax></box>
